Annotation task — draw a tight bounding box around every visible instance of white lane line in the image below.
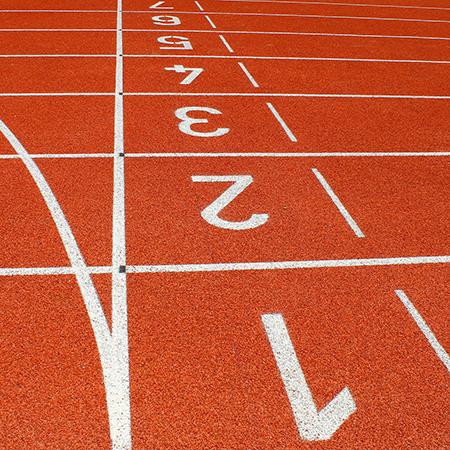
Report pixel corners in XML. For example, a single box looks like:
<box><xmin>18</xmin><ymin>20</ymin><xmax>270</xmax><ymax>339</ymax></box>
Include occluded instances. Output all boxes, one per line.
<box><xmin>125</xmin><ymin>10</ymin><xmax>450</xmax><ymax>23</ymax></box>
<box><xmin>127</xmin><ymin>255</ymin><xmax>450</xmax><ymax>273</ymax></box>
<box><xmin>219</xmin><ymin>34</ymin><xmax>235</xmax><ymax>52</ymax></box>
<box><xmin>125</xmin><ymin>55</ymin><xmax>450</xmax><ymax>64</ymax></box>
<box><xmin>126</xmin><ymin>92</ymin><xmax>450</xmax><ymax>98</ymax></box>
<box><xmin>204</xmin><ymin>14</ymin><xmax>218</xmax><ymax>28</ymax></box>
<box><xmin>138</xmin><ymin>29</ymin><xmax>450</xmax><ymax>41</ymax></box>
<box><xmin>1</xmin><ymin>151</ymin><xmax>449</xmax><ymax>160</ymax></box>
<box><xmin>312</xmin><ymin>168</ymin><xmax>364</xmax><ymax>238</ymax></box>
<box><xmin>2</xmin><ymin>55</ymin><xmax>450</xmax><ymax>64</ymax></box>
<box><xmin>1</xmin><ymin>92</ymin><xmax>449</xmax><ymax>99</ymax></box>
<box><xmin>110</xmin><ymin>0</ymin><xmax>132</xmax><ymax>447</ymax></box>
<box><xmin>194</xmin><ymin>1</ymin><xmax>205</xmax><ymax>11</ymax></box>
<box><xmin>0</xmin><ymin>9</ymin><xmax>116</xmax><ymax>12</ymax></box>
<box><xmin>3</xmin><ymin>29</ymin><xmax>450</xmax><ymax>41</ymax></box>
<box><xmin>124</xmin><ymin>151</ymin><xmax>450</xmax><ymax>157</ymax></box>
<box><xmin>262</xmin><ymin>313</ymin><xmax>356</xmax><ymax>440</ymax></box>
<box><xmin>213</xmin><ymin>0</ymin><xmax>450</xmax><ymax>12</ymax></box>
<box><xmin>0</xmin><ymin>120</ymin><xmax>116</xmax><ymax>442</ymax></box>
<box><xmin>266</xmin><ymin>102</ymin><xmax>297</xmax><ymax>142</ymax></box>
<box><xmin>238</xmin><ymin>62</ymin><xmax>259</xmax><ymax>87</ymax></box>
<box><xmin>395</xmin><ymin>290</ymin><xmax>450</xmax><ymax>372</ymax></box>
<box><xmin>0</xmin><ymin>266</ymin><xmax>112</xmax><ymax>276</ymax></box>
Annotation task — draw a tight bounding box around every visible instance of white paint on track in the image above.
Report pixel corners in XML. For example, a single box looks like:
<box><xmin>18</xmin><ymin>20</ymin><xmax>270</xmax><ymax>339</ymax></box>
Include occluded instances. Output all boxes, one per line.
<box><xmin>0</xmin><ymin>266</ymin><xmax>112</xmax><ymax>276</ymax></box>
<box><xmin>312</xmin><ymin>168</ymin><xmax>364</xmax><ymax>238</ymax></box>
<box><xmin>238</xmin><ymin>62</ymin><xmax>260</xmax><ymax>87</ymax></box>
<box><xmin>110</xmin><ymin>0</ymin><xmax>132</xmax><ymax>447</ymax></box>
<box><xmin>262</xmin><ymin>313</ymin><xmax>356</xmax><ymax>440</ymax></box>
<box><xmin>127</xmin><ymin>255</ymin><xmax>450</xmax><ymax>273</ymax></box>
<box><xmin>266</xmin><ymin>102</ymin><xmax>297</xmax><ymax>142</ymax></box>
<box><xmin>219</xmin><ymin>34</ymin><xmax>235</xmax><ymax>52</ymax></box>
<box><xmin>125</xmin><ymin>10</ymin><xmax>450</xmax><ymax>24</ymax></box>
<box><xmin>213</xmin><ymin>0</ymin><xmax>450</xmax><ymax>12</ymax></box>
<box><xmin>204</xmin><ymin>15</ymin><xmax>218</xmax><ymax>28</ymax></box>
<box><xmin>0</xmin><ymin>119</ymin><xmax>117</xmax><ymax>445</ymax></box>
<box><xmin>1</xmin><ymin>151</ymin><xmax>449</xmax><ymax>160</ymax></box>
<box><xmin>395</xmin><ymin>290</ymin><xmax>450</xmax><ymax>372</ymax></box>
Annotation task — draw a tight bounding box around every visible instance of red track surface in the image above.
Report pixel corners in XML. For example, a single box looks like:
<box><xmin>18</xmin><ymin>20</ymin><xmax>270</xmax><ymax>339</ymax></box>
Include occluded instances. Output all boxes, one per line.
<box><xmin>0</xmin><ymin>0</ymin><xmax>449</xmax><ymax>448</ymax></box>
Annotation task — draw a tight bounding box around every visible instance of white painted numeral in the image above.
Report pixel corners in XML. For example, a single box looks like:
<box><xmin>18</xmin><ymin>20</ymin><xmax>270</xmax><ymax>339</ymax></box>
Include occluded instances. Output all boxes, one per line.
<box><xmin>149</xmin><ymin>1</ymin><xmax>174</xmax><ymax>9</ymax></box>
<box><xmin>165</xmin><ymin>65</ymin><xmax>203</xmax><ymax>85</ymax></box>
<box><xmin>157</xmin><ymin>36</ymin><xmax>193</xmax><ymax>51</ymax></box>
<box><xmin>262</xmin><ymin>313</ymin><xmax>356</xmax><ymax>441</ymax></box>
<box><xmin>191</xmin><ymin>175</ymin><xmax>269</xmax><ymax>230</ymax></box>
<box><xmin>175</xmin><ymin>107</ymin><xmax>230</xmax><ymax>138</ymax></box>
<box><xmin>152</xmin><ymin>15</ymin><xmax>181</xmax><ymax>26</ymax></box>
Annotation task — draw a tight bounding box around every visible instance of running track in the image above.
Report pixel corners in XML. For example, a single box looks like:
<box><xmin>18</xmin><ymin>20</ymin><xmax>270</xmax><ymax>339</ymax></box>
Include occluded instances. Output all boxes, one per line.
<box><xmin>0</xmin><ymin>0</ymin><xmax>449</xmax><ymax>448</ymax></box>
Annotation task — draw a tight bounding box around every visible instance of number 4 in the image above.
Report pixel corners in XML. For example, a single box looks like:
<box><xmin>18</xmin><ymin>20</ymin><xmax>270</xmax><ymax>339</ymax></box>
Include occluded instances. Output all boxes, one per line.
<box><xmin>165</xmin><ymin>65</ymin><xmax>203</xmax><ymax>85</ymax></box>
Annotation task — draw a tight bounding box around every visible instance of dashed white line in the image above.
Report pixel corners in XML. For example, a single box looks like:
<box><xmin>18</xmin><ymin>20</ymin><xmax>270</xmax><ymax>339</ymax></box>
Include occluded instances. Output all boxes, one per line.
<box><xmin>204</xmin><ymin>14</ymin><xmax>218</xmax><ymax>28</ymax></box>
<box><xmin>219</xmin><ymin>34</ymin><xmax>235</xmax><ymax>53</ymax></box>
<box><xmin>266</xmin><ymin>102</ymin><xmax>297</xmax><ymax>142</ymax></box>
<box><xmin>238</xmin><ymin>62</ymin><xmax>259</xmax><ymax>87</ymax></box>
<box><xmin>194</xmin><ymin>0</ymin><xmax>205</xmax><ymax>11</ymax></box>
<box><xmin>395</xmin><ymin>290</ymin><xmax>450</xmax><ymax>372</ymax></box>
<box><xmin>312</xmin><ymin>168</ymin><xmax>365</xmax><ymax>238</ymax></box>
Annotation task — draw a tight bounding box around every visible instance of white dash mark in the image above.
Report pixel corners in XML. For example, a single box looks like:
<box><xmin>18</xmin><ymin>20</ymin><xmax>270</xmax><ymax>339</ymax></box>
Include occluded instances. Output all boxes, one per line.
<box><xmin>219</xmin><ymin>34</ymin><xmax>234</xmax><ymax>53</ymax></box>
<box><xmin>204</xmin><ymin>15</ymin><xmax>217</xmax><ymax>28</ymax></box>
<box><xmin>312</xmin><ymin>168</ymin><xmax>365</xmax><ymax>238</ymax></box>
<box><xmin>266</xmin><ymin>102</ymin><xmax>297</xmax><ymax>142</ymax></box>
<box><xmin>238</xmin><ymin>62</ymin><xmax>259</xmax><ymax>87</ymax></box>
<box><xmin>194</xmin><ymin>1</ymin><xmax>205</xmax><ymax>11</ymax></box>
<box><xmin>395</xmin><ymin>290</ymin><xmax>450</xmax><ymax>372</ymax></box>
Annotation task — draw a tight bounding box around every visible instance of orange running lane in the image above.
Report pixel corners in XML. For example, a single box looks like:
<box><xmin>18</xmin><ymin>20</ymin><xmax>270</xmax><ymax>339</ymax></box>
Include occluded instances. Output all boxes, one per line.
<box><xmin>0</xmin><ymin>0</ymin><xmax>449</xmax><ymax>448</ymax></box>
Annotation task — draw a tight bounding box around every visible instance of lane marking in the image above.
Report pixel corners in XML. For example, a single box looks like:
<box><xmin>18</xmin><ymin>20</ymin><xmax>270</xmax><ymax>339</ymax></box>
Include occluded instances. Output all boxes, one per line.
<box><xmin>111</xmin><ymin>0</ymin><xmax>132</xmax><ymax>447</ymax></box>
<box><xmin>238</xmin><ymin>61</ymin><xmax>259</xmax><ymax>87</ymax></box>
<box><xmin>204</xmin><ymin>14</ymin><xmax>218</xmax><ymax>28</ymax></box>
<box><xmin>0</xmin><ymin>120</ymin><xmax>118</xmax><ymax>447</ymax></box>
<box><xmin>2</xmin><ymin>55</ymin><xmax>450</xmax><ymax>64</ymax></box>
<box><xmin>262</xmin><ymin>313</ymin><xmax>356</xmax><ymax>440</ymax></box>
<box><xmin>124</xmin><ymin>10</ymin><xmax>450</xmax><ymax>24</ymax></box>
<box><xmin>194</xmin><ymin>1</ymin><xmax>205</xmax><ymax>11</ymax></box>
<box><xmin>124</xmin><ymin>55</ymin><xmax>450</xmax><ymax>64</ymax></box>
<box><xmin>127</xmin><ymin>255</ymin><xmax>450</xmax><ymax>273</ymax></box>
<box><xmin>395</xmin><ymin>290</ymin><xmax>450</xmax><ymax>372</ymax></box>
<box><xmin>219</xmin><ymin>34</ymin><xmax>235</xmax><ymax>52</ymax></box>
<box><xmin>312</xmin><ymin>168</ymin><xmax>364</xmax><ymax>238</ymax></box>
<box><xmin>0</xmin><ymin>266</ymin><xmax>112</xmax><ymax>276</ymax></box>
<box><xmin>1</xmin><ymin>92</ymin><xmax>449</xmax><ymax>99</ymax></box>
<box><xmin>126</xmin><ymin>92</ymin><xmax>450</xmax><ymax>98</ymax></box>
<box><xmin>3</xmin><ymin>29</ymin><xmax>450</xmax><ymax>41</ymax></box>
<box><xmin>0</xmin><ymin>255</ymin><xmax>448</xmax><ymax>277</ymax></box>
<box><xmin>213</xmin><ymin>0</ymin><xmax>450</xmax><ymax>12</ymax></box>
<box><xmin>192</xmin><ymin>175</ymin><xmax>269</xmax><ymax>230</ymax></box>
<box><xmin>139</xmin><ymin>29</ymin><xmax>450</xmax><ymax>41</ymax></box>
<box><xmin>1</xmin><ymin>152</ymin><xmax>449</xmax><ymax>160</ymax></box>
<box><xmin>149</xmin><ymin>1</ymin><xmax>174</xmax><ymax>9</ymax></box>
<box><xmin>266</xmin><ymin>102</ymin><xmax>297</xmax><ymax>142</ymax></box>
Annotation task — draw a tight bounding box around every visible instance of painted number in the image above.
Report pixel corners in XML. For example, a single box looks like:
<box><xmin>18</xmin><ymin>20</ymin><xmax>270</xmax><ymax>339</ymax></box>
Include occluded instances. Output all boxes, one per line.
<box><xmin>191</xmin><ymin>175</ymin><xmax>269</xmax><ymax>230</ymax></box>
<box><xmin>152</xmin><ymin>15</ymin><xmax>181</xmax><ymax>25</ymax></box>
<box><xmin>165</xmin><ymin>65</ymin><xmax>203</xmax><ymax>85</ymax></box>
<box><xmin>157</xmin><ymin>36</ymin><xmax>193</xmax><ymax>51</ymax></box>
<box><xmin>175</xmin><ymin>107</ymin><xmax>230</xmax><ymax>138</ymax></box>
<box><xmin>262</xmin><ymin>313</ymin><xmax>356</xmax><ymax>440</ymax></box>
<box><xmin>149</xmin><ymin>1</ymin><xmax>174</xmax><ymax>9</ymax></box>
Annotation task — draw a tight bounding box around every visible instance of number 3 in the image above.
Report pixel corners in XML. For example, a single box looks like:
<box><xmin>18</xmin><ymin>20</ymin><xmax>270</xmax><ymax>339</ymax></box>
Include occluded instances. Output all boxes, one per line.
<box><xmin>175</xmin><ymin>107</ymin><xmax>230</xmax><ymax>138</ymax></box>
